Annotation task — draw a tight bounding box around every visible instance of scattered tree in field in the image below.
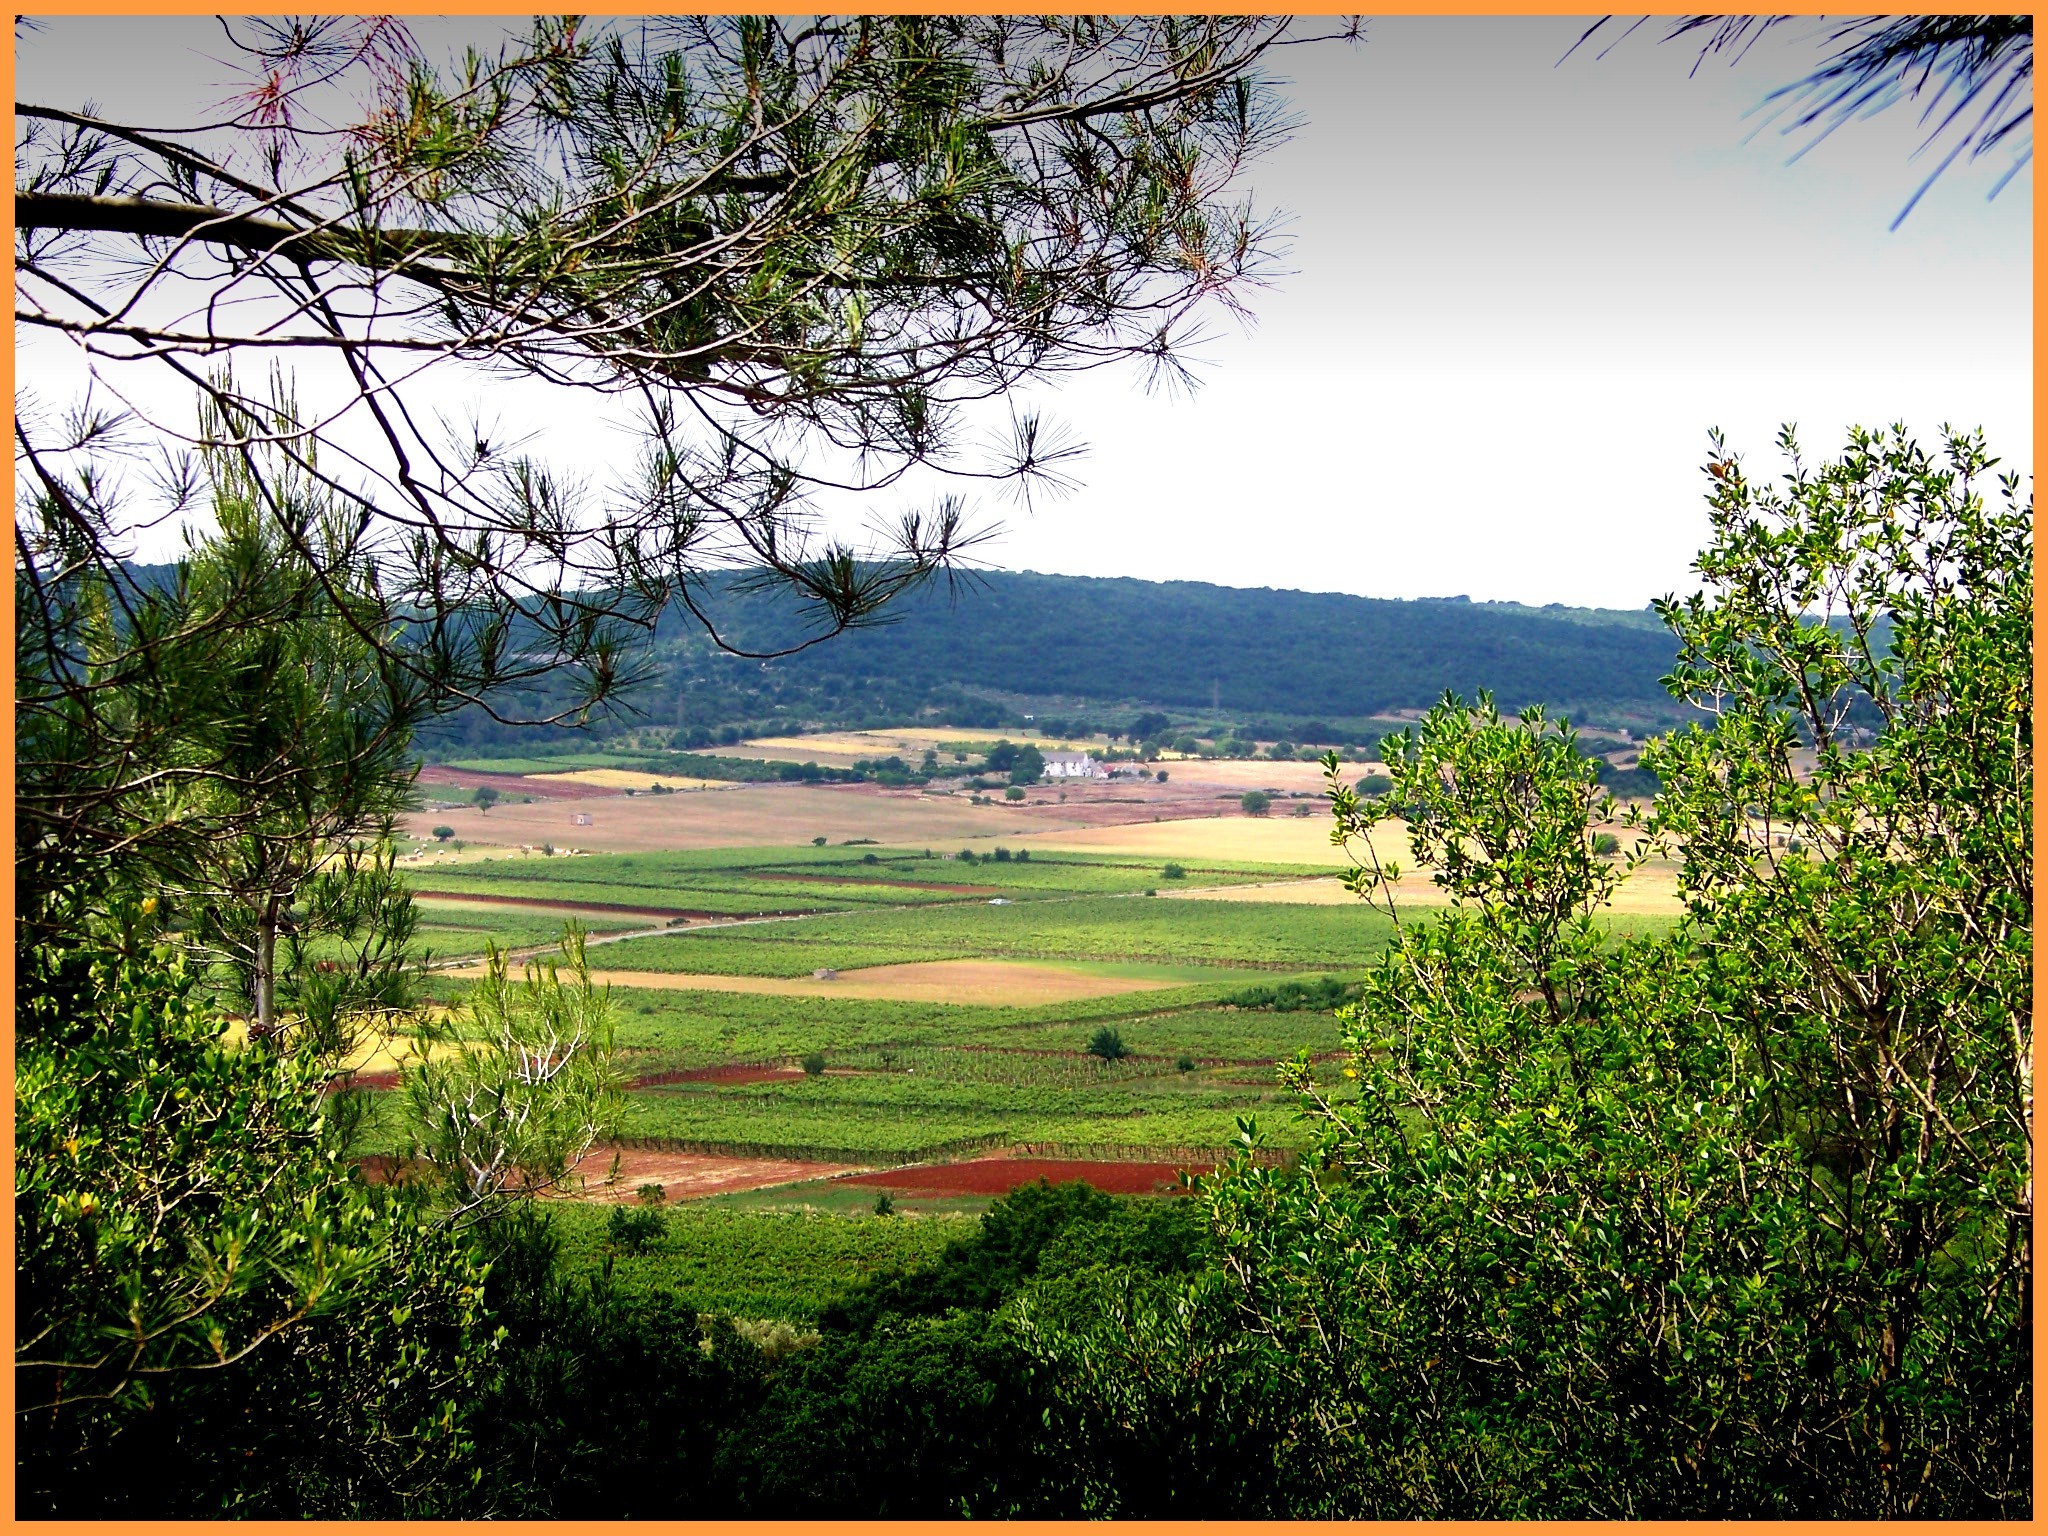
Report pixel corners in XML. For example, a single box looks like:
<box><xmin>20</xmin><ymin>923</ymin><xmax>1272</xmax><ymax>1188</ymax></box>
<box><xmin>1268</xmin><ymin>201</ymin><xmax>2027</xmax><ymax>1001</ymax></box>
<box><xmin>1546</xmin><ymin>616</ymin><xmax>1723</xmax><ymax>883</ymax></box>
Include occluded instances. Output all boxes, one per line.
<box><xmin>474</xmin><ymin>786</ymin><xmax>501</xmax><ymax>815</ymax></box>
<box><xmin>1085</xmin><ymin>1027</ymin><xmax>1130</xmax><ymax>1063</ymax></box>
<box><xmin>1239</xmin><ymin>791</ymin><xmax>1271</xmax><ymax>817</ymax></box>
<box><xmin>1005</xmin><ymin>786</ymin><xmax>1026</xmax><ymax>801</ymax></box>
<box><xmin>605</xmin><ymin>1203</ymin><xmax>666</xmax><ymax>1256</ymax></box>
<box><xmin>433</xmin><ymin>826</ymin><xmax>456</xmax><ymax>842</ymax></box>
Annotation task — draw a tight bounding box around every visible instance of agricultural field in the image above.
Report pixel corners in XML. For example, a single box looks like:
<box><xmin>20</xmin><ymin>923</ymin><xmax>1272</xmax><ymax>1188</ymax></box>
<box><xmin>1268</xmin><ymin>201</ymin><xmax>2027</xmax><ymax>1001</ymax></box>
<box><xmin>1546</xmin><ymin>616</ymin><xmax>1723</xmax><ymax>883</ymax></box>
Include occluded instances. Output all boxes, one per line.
<box><xmin>544</xmin><ymin>1200</ymin><xmax>971</xmax><ymax>1319</ymax></box>
<box><xmin>403</xmin><ymin>779</ymin><xmax>1105</xmax><ymax>852</ymax></box>
<box><xmin>387</xmin><ymin>783</ymin><xmax>1676</xmax><ymax>1221</ymax></box>
<box><xmin>587</xmin><ymin>895</ymin><xmax>1396</xmax><ymax>977</ymax></box>
<box><xmin>461</xmin><ymin>959</ymin><xmax>1207</xmax><ymax>1008</ymax></box>
<box><xmin>732</xmin><ymin>726</ymin><xmax>1116</xmax><ymax>767</ymax></box>
<box><xmin>397</xmin><ymin>845</ymin><xmax>1327</xmax><ymax>961</ymax></box>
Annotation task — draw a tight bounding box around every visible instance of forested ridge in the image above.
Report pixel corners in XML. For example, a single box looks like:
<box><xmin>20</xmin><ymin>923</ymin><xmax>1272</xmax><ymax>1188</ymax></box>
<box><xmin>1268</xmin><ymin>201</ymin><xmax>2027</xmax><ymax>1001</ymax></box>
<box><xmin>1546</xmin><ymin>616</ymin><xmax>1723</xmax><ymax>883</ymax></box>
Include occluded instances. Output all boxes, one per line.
<box><xmin>660</xmin><ymin>571</ymin><xmax>1682</xmax><ymax>719</ymax></box>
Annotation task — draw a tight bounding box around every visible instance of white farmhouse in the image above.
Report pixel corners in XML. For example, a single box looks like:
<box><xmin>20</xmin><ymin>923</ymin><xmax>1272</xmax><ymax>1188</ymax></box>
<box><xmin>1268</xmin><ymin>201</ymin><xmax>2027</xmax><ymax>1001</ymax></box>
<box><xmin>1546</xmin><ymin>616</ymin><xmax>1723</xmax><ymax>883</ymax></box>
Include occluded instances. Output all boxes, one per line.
<box><xmin>1041</xmin><ymin>751</ymin><xmax>1105</xmax><ymax>780</ymax></box>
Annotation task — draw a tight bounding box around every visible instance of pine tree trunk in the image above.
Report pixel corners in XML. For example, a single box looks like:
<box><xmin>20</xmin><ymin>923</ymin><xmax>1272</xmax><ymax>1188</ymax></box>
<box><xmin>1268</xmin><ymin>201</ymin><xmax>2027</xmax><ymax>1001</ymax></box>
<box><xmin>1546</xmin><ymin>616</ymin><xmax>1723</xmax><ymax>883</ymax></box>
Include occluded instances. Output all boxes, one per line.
<box><xmin>252</xmin><ymin>894</ymin><xmax>280</xmax><ymax>1039</ymax></box>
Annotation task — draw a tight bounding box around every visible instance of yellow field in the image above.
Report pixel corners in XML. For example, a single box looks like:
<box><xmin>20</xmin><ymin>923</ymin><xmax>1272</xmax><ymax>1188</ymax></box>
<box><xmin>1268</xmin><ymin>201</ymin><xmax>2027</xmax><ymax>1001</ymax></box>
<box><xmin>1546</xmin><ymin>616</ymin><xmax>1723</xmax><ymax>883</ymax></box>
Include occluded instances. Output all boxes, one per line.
<box><xmin>443</xmin><ymin>957</ymin><xmax>1186</xmax><ymax>1007</ymax></box>
<box><xmin>218</xmin><ymin>1014</ymin><xmax>472</xmax><ymax>1076</ymax></box>
<box><xmin>1159</xmin><ymin>877</ymin><xmax>1366</xmax><ymax>905</ymax></box>
<box><xmin>528</xmin><ymin>769</ymin><xmax>735</xmax><ymax>791</ymax></box>
<box><xmin>1155</xmin><ymin>758</ymin><xmax>1382</xmax><ymax>792</ymax></box>
<box><xmin>1015</xmin><ymin>814</ymin><xmax>1381</xmax><ymax>866</ymax></box>
<box><xmin>1160</xmin><ymin>860</ymin><xmax>1684</xmax><ymax>917</ymax></box>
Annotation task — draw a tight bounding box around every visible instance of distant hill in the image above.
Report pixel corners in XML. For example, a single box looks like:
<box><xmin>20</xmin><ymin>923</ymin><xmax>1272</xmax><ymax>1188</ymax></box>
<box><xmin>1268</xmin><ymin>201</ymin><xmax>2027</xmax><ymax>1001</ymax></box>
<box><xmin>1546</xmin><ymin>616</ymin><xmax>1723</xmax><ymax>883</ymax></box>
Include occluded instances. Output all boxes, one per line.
<box><xmin>683</xmin><ymin>570</ymin><xmax>1683</xmax><ymax>722</ymax></box>
<box><xmin>443</xmin><ymin>568</ymin><xmax>1696</xmax><ymax>751</ymax></box>
<box><xmin>114</xmin><ymin>558</ymin><xmax>1693</xmax><ymax>751</ymax></box>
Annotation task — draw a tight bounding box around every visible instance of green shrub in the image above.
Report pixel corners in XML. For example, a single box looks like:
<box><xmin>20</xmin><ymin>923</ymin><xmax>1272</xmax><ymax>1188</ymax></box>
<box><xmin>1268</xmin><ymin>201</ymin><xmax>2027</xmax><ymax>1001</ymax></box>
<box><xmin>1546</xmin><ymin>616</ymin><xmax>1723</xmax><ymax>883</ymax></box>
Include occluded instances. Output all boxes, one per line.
<box><xmin>1239</xmin><ymin>790</ymin><xmax>1271</xmax><ymax>817</ymax></box>
<box><xmin>432</xmin><ymin>825</ymin><xmax>455</xmax><ymax>841</ymax></box>
<box><xmin>1161</xmin><ymin>862</ymin><xmax>1186</xmax><ymax>879</ymax></box>
<box><xmin>606</xmin><ymin>1204</ymin><xmax>666</xmax><ymax>1255</ymax></box>
<box><xmin>873</xmin><ymin>1192</ymin><xmax>896</xmax><ymax>1218</ymax></box>
<box><xmin>1085</xmin><ymin>1027</ymin><xmax>1129</xmax><ymax>1062</ymax></box>
<box><xmin>1591</xmin><ymin>833</ymin><xmax>1621</xmax><ymax>856</ymax></box>
<box><xmin>800</xmin><ymin>1052</ymin><xmax>827</xmax><ymax>1077</ymax></box>
<box><xmin>1004</xmin><ymin>786</ymin><xmax>1025</xmax><ymax>801</ymax></box>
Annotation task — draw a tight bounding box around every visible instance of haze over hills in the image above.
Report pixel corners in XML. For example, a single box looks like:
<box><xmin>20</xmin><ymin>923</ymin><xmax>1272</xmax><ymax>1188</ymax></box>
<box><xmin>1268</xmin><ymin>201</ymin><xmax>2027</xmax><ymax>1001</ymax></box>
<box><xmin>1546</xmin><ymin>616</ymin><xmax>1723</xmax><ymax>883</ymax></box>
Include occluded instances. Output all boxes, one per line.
<box><xmin>423</xmin><ymin>568</ymin><xmax>1697</xmax><ymax>754</ymax></box>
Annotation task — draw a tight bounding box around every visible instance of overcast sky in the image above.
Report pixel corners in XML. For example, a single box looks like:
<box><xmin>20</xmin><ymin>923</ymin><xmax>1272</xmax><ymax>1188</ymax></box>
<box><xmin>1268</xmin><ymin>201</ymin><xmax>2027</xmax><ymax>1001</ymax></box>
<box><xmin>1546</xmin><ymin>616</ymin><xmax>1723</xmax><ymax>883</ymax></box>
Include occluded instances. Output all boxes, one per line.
<box><xmin>17</xmin><ymin>16</ymin><xmax>2033</xmax><ymax>608</ymax></box>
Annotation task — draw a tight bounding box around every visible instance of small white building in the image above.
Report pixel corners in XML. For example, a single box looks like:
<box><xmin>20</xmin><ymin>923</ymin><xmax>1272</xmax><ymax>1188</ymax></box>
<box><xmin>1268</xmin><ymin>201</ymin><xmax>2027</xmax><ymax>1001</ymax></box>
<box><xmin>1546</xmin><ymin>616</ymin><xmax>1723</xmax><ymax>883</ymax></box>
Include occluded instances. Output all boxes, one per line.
<box><xmin>1041</xmin><ymin>751</ymin><xmax>1105</xmax><ymax>780</ymax></box>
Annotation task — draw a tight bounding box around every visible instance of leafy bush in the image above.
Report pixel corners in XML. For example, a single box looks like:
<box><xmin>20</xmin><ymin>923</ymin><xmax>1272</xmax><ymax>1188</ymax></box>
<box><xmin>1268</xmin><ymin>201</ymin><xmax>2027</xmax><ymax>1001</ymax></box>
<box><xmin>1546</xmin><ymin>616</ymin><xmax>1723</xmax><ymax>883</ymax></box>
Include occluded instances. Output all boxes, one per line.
<box><xmin>1161</xmin><ymin>862</ymin><xmax>1186</xmax><ymax>880</ymax></box>
<box><xmin>432</xmin><ymin>825</ymin><xmax>456</xmax><ymax>841</ymax></box>
<box><xmin>1591</xmin><ymin>832</ymin><xmax>1621</xmax><ymax>856</ymax></box>
<box><xmin>1223</xmin><ymin>975</ymin><xmax>1362</xmax><ymax>1012</ymax></box>
<box><xmin>1238</xmin><ymin>790</ymin><xmax>1270</xmax><ymax>816</ymax></box>
<box><xmin>1085</xmin><ymin>1027</ymin><xmax>1129</xmax><ymax>1062</ymax></box>
<box><xmin>606</xmin><ymin>1203</ymin><xmax>668</xmax><ymax>1256</ymax></box>
<box><xmin>801</xmin><ymin>1052</ymin><xmax>827</xmax><ymax>1077</ymax></box>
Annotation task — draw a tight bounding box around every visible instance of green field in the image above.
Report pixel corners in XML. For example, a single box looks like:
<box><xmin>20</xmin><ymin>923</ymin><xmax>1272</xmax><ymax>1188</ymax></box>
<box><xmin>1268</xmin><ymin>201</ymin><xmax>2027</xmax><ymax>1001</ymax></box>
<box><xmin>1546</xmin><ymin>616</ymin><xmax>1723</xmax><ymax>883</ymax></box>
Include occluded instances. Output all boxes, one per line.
<box><xmin>591</xmin><ymin>895</ymin><xmax>1397</xmax><ymax>977</ymax></box>
<box><xmin>543</xmin><ymin>1200</ymin><xmax>972</xmax><ymax>1320</ymax></box>
<box><xmin>393</xmin><ymin>840</ymin><xmax>1668</xmax><ymax>1172</ymax></box>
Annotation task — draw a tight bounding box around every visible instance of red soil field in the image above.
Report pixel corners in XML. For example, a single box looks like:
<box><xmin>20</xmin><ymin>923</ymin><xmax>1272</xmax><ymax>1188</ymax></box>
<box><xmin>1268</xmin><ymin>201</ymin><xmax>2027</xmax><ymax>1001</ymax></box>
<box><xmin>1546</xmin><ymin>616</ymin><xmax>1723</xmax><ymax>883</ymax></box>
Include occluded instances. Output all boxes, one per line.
<box><xmin>842</xmin><ymin>1157</ymin><xmax>1207</xmax><ymax>1196</ymax></box>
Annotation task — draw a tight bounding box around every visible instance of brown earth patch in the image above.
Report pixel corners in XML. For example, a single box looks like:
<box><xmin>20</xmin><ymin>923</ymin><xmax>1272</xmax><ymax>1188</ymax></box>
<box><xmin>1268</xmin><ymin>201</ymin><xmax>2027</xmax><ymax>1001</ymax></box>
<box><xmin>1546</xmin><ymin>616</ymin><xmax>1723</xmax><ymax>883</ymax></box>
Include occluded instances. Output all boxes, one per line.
<box><xmin>413</xmin><ymin>888</ymin><xmax>709</xmax><ymax>921</ymax></box>
<box><xmin>555</xmin><ymin>1147</ymin><xmax>859</xmax><ymax>1202</ymax></box>
<box><xmin>630</xmin><ymin>1063</ymin><xmax>808</xmax><ymax>1088</ymax></box>
<box><xmin>842</xmin><ymin>1158</ymin><xmax>1205</xmax><ymax>1196</ymax></box>
<box><xmin>443</xmin><ymin>958</ymin><xmax>1188</xmax><ymax>1007</ymax></box>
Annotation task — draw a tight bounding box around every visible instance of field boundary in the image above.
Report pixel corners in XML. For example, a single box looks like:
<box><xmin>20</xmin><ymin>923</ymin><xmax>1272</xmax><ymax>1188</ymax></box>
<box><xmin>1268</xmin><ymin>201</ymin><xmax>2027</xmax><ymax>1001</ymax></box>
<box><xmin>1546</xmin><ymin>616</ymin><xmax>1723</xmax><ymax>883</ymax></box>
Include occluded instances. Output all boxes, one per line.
<box><xmin>1006</xmin><ymin>1141</ymin><xmax>1295</xmax><ymax>1168</ymax></box>
<box><xmin>607</xmin><ymin>1131</ymin><xmax>1008</xmax><ymax>1166</ymax></box>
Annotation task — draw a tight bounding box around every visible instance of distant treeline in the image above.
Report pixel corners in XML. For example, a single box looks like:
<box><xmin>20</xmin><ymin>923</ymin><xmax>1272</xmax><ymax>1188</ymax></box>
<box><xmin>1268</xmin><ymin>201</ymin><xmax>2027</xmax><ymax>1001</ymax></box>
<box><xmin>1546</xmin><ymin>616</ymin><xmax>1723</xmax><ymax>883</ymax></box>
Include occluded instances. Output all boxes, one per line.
<box><xmin>415</xmin><ymin>569</ymin><xmax>1698</xmax><ymax>754</ymax></box>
